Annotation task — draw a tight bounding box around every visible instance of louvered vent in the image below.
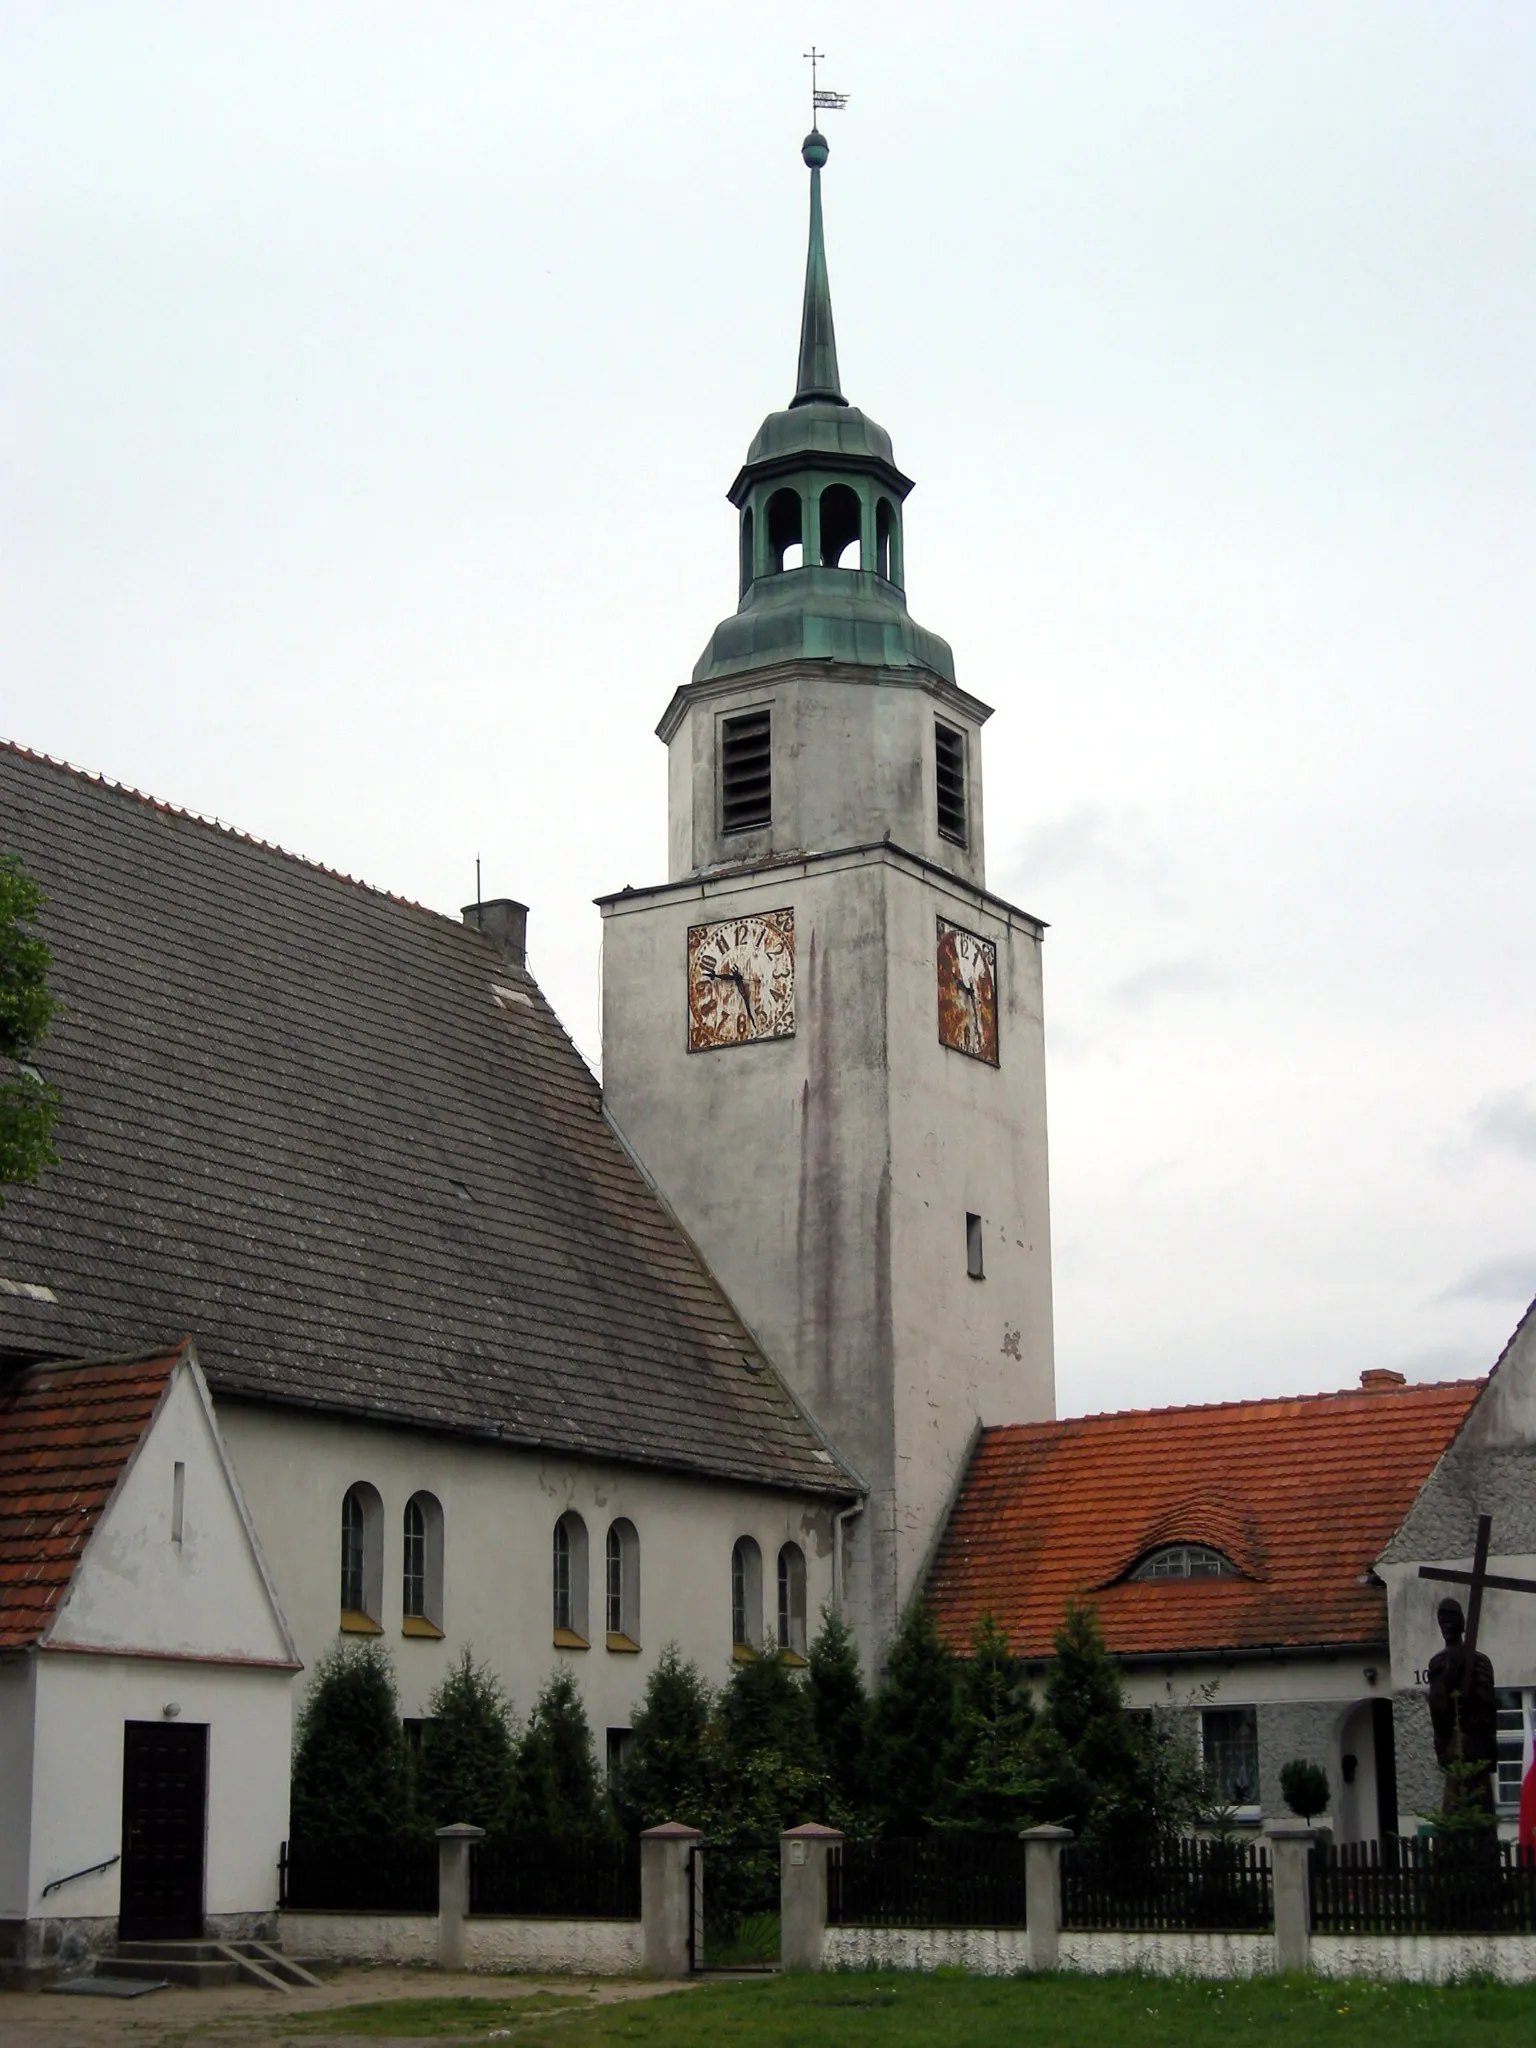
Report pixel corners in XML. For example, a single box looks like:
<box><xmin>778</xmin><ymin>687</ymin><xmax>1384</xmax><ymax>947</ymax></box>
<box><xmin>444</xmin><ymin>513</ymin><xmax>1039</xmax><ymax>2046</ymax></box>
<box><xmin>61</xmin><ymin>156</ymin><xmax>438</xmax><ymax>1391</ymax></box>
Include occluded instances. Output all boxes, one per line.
<box><xmin>935</xmin><ymin>720</ymin><xmax>967</xmax><ymax>844</ymax></box>
<box><xmin>721</xmin><ymin>710</ymin><xmax>772</xmax><ymax>833</ymax></box>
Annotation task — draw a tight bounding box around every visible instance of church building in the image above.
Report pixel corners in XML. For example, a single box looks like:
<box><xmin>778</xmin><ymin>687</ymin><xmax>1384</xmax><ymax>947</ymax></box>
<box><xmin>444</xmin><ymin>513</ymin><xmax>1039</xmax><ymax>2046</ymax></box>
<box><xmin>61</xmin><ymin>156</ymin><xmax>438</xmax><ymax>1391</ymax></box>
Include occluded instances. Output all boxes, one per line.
<box><xmin>0</xmin><ymin>125</ymin><xmax>1527</xmax><ymax>1979</ymax></box>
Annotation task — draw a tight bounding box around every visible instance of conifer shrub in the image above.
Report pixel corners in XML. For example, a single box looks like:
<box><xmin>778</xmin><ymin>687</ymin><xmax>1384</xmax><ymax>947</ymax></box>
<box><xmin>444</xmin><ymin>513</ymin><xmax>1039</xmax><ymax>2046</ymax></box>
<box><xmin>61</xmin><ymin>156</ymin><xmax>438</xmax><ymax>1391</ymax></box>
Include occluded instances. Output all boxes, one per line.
<box><xmin>866</xmin><ymin>1598</ymin><xmax>959</xmax><ymax>1833</ymax></box>
<box><xmin>290</xmin><ymin>1639</ymin><xmax>412</xmax><ymax>1839</ymax></box>
<box><xmin>951</xmin><ymin>1613</ymin><xmax>1040</xmax><ymax>1833</ymax></box>
<box><xmin>807</xmin><ymin>1608</ymin><xmax>869</xmax><ymax>1818</ymax></box>
<box><xmin>414</xmin><ymin>1649</ymin><xmax>518</xmax><ymax>1833</ymax></box>
<box><xmin>514</xmin><ymin>1667</ymin><xmax>612</xmax><ymax>1838</ymax></box>
<box><xmin>710</xmin><ymin>1638</ymin><xmax>825</xmax><ymax>1842</ymax></box>
<box><xmin>612</xmin><ymin>1645</ymin><xmax>714</xmax><ymax>1834</ymax></box>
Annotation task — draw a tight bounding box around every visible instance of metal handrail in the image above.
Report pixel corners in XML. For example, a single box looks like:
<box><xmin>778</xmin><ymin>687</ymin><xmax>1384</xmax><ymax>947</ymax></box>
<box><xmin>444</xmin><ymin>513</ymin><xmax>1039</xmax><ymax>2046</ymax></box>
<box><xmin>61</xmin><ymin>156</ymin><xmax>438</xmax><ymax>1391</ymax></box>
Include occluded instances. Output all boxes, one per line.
<box><xmin>41</xmin><ymin>1853</ymin><xmax>120</xmax><ymax>1898</ymax></box>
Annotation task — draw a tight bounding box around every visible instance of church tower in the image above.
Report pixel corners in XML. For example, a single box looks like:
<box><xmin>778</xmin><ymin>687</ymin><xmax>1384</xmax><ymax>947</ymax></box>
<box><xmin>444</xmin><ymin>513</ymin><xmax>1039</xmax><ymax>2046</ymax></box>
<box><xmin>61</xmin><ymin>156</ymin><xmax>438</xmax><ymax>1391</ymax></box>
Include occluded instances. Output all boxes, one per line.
<box><xmin>599</xmin><ymin>130</ymin><xmax>1055</xmax><ymax>1662</ymax></box>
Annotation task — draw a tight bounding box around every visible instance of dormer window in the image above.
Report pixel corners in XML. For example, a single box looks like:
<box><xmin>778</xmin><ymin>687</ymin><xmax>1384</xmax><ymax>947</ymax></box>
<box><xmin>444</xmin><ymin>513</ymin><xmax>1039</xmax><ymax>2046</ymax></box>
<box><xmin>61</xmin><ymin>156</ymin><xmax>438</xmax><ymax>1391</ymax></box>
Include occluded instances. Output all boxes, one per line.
<box><xmin>722</xmin><ymin>711</ymin><xmax>772</xmax><ymax>834</ymax></box>
<box><xmin>1132</xmin><ymin>1544</ymin><xmax>1238</xmax><ymax>1581</ymax></box>
<box><xmin>935</xmin><ymin>721</ymin><xmax>967</xmax><ymax>845</ymax></box>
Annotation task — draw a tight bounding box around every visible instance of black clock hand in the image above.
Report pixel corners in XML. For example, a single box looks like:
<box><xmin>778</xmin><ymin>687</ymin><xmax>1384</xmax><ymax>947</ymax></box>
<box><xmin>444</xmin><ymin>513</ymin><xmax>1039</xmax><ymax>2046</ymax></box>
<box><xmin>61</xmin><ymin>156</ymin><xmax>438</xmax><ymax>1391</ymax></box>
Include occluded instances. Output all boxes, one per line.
<box><xmin>730</xmin><ymin>968</ymin><xmax>755</xmax><ymax>1025</ymax></box>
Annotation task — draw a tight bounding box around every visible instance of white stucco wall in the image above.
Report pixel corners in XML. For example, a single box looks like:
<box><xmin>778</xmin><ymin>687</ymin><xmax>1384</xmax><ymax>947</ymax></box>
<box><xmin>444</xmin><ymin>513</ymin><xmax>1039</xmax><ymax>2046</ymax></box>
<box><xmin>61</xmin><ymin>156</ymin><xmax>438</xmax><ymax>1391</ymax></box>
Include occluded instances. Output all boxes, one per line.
<box><xmin>279</xmin><ymin>1910</ymin><xmax>643</xmax><ymax>1974</ymax></box>
<box><xmin>1309</xmin><ymin>1933</ymin><xmax>1536</xmax><ymax>1983</ymax></box>
<box><xmin>1059</xmin><ymin>1930</ymin><xmax>1274</xmax><ymax>1978</ymax></box>
<box><xmin>45</xmin><ymin>1364</ymin><xmax>293</xmax><ymax>1666</ymax></box>
<box><xmin>465</xmin><ymin>1916</ymin><xmax>643</xmax><ymax>1974</ymax></box>
<box><xmin>823</xmin><ymin>1925</ymin><xmax>1031</xmax><ymax>1973</ymax></box>
<box><xmin>280</xmin><ymin>1910</ymin><xmax>436</xmax><ymax>1964</ymax></box>
<box><xmin>822</xmin><ymin>1926</ymin><xmax>1274</xmax><ymax>1977</ymax></box>
<box><xmin>1119</xmin><ymin>1655</ymin><xmax>1389</xmax><ymax>1716</ymax></box>
<box><xmin>26</xmin><ymin>1652</ymin><xmax>292</xmax><ymax>1919</ymax></box>
<box><xmin>663</xmin><ymin>665</ymin><xmax>989</xmax><ymax>890</ymax></box>
<box><xmin>216</xmin><ymin>1402</ymin><xmax>837</xmax><ymax>1735</ymax></box>
<box><xmin>601</xmin><ymin>841</ymin><xmax>1052</xmax><ymax>1661</ymax></box>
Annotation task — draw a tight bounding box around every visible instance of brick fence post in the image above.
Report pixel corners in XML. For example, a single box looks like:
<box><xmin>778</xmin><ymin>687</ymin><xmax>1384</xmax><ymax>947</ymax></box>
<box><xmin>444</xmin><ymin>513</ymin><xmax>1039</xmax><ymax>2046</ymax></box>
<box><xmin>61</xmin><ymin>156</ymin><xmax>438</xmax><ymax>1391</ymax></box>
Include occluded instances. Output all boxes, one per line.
<box><xmin>1264</xmin><ymin>1821</ymin><xmax>1316</xmax><ymax>1972</ymax></box>
<box><xmin>780</xmin><ymin>1822</ymin><xmax>843</xmax><ymax>1971</ymax></box>
<box><xmin>640</xmin><ymin>1822</ymin><xmax>702</xmax><ymax>1977</ymax></box>
<box><xmin>1021</xmin><ymin>1824</ymin><xmax>1072</xmax><ymax>1971</ymax></box>
<box><xmin>435</xmin><ymin>1824</ymin><xmax>485</xmax><ymax>1970</ymax></box>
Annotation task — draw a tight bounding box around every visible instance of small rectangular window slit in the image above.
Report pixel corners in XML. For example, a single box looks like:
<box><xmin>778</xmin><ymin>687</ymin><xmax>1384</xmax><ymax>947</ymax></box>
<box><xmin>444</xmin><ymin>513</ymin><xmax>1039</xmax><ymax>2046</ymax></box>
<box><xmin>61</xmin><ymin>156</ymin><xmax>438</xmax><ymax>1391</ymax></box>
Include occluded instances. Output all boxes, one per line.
<box><xmin>722</xmin><ymin>710</ymin><xmax>772</xmax><ymax>834</ymax></box>
<box><xmin>935</xmin><ymin>720</ymin><xmax>968</xmax><ymax>845</ymax></box>
<box><xmin>171</xmin><ymin>1461</ymin><xmax>185</xmax><ymax>1545</ymax></box>
<box><xmin>966</xmin><ymin>1213</ymin><xmax>984</xmax><ymax>1280</ymax></box>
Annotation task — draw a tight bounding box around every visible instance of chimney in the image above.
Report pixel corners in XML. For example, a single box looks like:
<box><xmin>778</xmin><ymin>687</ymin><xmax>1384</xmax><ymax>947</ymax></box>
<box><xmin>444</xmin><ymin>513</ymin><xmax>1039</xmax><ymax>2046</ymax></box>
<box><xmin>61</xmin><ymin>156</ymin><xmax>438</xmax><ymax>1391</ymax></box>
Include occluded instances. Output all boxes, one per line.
<box><xmin>462</xmin><ymin>898</ymin><xmax>528</xmax><ymax>970</ymax></box>
<box><xmin>1360</xmin><ymin>1368</ymin><xmax>1407</xmax><ymax>1392</ymax></box>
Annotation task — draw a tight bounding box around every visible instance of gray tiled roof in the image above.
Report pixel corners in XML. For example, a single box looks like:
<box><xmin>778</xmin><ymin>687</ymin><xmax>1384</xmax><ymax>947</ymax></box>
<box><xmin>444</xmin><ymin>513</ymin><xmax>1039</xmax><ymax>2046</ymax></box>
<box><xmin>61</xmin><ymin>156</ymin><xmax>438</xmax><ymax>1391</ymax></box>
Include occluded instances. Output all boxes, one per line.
<box><xmin>0</xmin><ymin>744</ymin><xmax>853</xmax><ymax>1498</ymax></box>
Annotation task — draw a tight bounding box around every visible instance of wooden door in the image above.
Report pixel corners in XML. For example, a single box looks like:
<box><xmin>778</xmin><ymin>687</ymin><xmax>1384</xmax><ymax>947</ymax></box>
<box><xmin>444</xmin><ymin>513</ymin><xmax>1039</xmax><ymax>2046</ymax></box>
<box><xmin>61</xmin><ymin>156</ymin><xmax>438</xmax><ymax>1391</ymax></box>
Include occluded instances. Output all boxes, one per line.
<box><xmin>119</xmin><ymin>1720</ymin><xmax>208</xmax><ymax>1940</ymax></box>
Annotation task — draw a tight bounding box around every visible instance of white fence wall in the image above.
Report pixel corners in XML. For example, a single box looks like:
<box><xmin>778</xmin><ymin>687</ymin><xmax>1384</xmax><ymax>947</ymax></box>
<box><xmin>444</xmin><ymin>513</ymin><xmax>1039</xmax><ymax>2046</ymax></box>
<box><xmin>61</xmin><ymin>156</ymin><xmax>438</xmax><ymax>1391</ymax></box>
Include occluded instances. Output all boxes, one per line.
<box><xmin>280</xmin><ymin>1910</ymin><xmax>642</xmax><ymax>1975</ymax></box>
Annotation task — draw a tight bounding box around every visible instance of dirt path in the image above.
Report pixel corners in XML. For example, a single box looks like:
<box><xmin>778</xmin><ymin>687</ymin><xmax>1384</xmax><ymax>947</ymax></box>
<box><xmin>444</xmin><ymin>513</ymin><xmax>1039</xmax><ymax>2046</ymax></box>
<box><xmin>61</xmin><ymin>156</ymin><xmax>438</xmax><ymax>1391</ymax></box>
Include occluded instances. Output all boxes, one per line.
<box><xmin>0</xmin><ymin>1966</ymin><xmax>692</xmax><ymax>2048</ymax></box>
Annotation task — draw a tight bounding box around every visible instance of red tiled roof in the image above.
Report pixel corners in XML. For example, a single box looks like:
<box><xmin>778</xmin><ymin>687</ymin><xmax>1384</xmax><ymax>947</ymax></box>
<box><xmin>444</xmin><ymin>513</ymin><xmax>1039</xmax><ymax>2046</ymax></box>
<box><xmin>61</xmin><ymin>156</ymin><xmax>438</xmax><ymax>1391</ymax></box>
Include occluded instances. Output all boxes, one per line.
<box><xmin>0</xmin><ymin>1345</ymin><xmax>184</xmax><ymax>1650</ymax></box>
<box><xmin>927</xmin><ymin>1378</ymin><xmax>1483</xmax><ymax>1661</ymax></box>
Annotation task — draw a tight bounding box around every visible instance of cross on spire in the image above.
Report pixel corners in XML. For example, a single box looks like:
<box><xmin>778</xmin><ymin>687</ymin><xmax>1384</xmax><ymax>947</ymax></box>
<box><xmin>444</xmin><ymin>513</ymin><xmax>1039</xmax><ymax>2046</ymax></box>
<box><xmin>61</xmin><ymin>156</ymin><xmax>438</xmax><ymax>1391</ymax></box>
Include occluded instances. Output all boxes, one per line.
<box><xmin>804</xmin><ymin>46</ymin><xmax>849</xmax><ymax>123</ymax></box>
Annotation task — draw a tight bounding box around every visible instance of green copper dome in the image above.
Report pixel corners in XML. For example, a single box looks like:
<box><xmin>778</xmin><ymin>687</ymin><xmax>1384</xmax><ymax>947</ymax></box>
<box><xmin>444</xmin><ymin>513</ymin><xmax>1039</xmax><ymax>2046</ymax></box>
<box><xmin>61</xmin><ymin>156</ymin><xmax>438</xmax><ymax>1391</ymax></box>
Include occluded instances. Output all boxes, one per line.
<box><xmin>692</xmin><ymin>131</ymin><xmax>954</xmax><ymax>690</ymax></box>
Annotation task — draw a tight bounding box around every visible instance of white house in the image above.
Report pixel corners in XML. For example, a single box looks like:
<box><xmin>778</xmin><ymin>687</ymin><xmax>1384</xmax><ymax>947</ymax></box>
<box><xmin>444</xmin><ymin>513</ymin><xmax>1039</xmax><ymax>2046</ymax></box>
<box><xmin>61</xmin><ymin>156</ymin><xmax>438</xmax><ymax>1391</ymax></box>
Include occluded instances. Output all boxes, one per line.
<box><xmin>925</xmin><ymin>1371</ymin><xmax>1484</xmax><ymax>1840</ymax></box>
<box><xmin>0</xmin><ymin>1344</ymin><xmax>297</xmax><ymax>1981</ymax></box>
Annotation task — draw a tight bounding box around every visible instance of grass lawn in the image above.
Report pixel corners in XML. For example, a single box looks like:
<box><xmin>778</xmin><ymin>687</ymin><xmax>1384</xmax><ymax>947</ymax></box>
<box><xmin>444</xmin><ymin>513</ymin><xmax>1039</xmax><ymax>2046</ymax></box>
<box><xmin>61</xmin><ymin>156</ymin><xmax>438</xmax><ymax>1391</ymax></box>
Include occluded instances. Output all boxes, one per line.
<box><xmin>300</xmin><ymin>1972</ymin><xmax>1536</xmax><ymax>2045</ymax></box>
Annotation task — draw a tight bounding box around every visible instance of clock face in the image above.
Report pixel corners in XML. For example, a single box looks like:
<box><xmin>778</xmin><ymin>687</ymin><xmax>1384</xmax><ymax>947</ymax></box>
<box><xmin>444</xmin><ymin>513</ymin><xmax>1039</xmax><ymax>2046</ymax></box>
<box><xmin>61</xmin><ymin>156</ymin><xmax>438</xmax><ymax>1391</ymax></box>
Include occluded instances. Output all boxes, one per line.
<box><xmin>937</xmin><ymin>918</ymin><xmax>999</xmax><ymax>1065</ymax></box>
<box><xmin>687</xmin><ymin>908</ymin><xmax>796</xmax><ymax>1052</ymax></box>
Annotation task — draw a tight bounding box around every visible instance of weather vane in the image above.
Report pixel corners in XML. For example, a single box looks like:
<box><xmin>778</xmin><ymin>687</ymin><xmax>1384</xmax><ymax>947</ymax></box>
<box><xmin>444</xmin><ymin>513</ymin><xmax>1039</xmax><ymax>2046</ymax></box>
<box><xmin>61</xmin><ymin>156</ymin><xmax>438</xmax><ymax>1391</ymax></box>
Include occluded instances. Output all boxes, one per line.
<box><xmin>804</xmin><ymin>47</ymin><xmax>849</xmax><ymax>124</ymax></box>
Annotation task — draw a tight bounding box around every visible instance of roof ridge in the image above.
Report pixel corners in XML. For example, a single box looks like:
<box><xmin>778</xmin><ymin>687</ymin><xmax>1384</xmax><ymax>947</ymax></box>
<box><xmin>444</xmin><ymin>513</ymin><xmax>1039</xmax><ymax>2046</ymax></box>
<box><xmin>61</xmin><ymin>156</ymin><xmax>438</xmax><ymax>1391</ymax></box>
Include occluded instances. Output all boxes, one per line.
<box><xmin>986</xmin><ymin>1376</ymin><xmax>1487</xmax><ymax>1435</ymax></box>
<box><xmin>1</xmin><ymin>738</ymin><xmax>447</xmax><ymax>924</ymax></box>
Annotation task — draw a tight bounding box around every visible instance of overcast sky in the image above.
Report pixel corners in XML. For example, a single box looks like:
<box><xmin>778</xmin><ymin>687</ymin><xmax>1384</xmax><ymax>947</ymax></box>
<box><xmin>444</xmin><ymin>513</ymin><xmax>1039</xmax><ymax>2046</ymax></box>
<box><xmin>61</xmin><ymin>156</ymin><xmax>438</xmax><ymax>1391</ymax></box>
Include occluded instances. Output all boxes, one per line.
<box><xmin>4</xmin><ymin>3</ymin><xmax>1533</xmax><ymax>1418</ymax></box>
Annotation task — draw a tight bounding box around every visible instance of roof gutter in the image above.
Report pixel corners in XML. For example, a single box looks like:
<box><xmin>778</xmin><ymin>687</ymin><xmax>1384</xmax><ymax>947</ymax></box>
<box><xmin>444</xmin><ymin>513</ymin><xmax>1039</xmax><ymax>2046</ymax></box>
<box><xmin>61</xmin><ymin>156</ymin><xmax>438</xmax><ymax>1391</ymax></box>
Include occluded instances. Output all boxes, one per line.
<box><xmin>1088</xmin><ymin>1639</ymin><xmax>1389</xmax><ymax>1673</ymax></box>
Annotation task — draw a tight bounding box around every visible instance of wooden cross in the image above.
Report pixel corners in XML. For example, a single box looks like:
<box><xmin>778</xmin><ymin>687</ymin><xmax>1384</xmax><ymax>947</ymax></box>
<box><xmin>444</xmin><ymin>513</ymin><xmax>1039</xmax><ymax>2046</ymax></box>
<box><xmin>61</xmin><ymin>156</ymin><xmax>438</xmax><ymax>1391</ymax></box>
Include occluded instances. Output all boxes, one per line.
<box><xmin>1419</xmin><ymin>1512</ymin><xmax>1536</xmax><ymax>1701</ymax></box>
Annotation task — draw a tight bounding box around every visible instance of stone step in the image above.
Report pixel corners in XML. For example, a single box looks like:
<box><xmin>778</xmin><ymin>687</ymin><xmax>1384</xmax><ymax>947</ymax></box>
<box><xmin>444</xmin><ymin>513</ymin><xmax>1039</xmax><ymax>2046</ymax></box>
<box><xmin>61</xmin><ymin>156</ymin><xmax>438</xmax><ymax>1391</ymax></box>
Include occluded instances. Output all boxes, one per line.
<box><xmin>99</xmin><ymin>1956</ymin><xmax>240</xmax><ymax>1989</ymax></box>
<box><xmin>103</xmin><ymin>1937</ymin><xmax>328</xmax><ymax>1993</ymax></box>
<box><xmin>113</xmin><ymin>1941</ymin><xmax>227</xmax><ymax>1962</ymax></box>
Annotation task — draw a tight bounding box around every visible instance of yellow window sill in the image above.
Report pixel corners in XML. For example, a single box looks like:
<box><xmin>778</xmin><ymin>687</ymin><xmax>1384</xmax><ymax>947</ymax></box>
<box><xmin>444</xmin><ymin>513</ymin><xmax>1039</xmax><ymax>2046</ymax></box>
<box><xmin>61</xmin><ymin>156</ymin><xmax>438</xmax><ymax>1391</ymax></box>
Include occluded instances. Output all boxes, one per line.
<box><xmin>339</xmin><ymin>1610</ymin><xmax>382</xmax><ymax>1635</ymax></box>
<box><xmin>553</xmin><ymin>1627</ymin><xmax>590</xmax><ymax>1651</ymax></box>
<box><xmin>778</xmin><ymin>1648</ymin><xmax>809</xmax><ymax>1668</ymax></box>
<box><xmin>732</xmin><ymin>1643</ymin><xmax>757</xmax><ymax>1664</ymax></box>
<box><xmin>402</xmin><ymin>1615</ymin><xmax>444</xmax><ymax>1639</ymax></box>
<box><xmin>606</xmin><ymin>1632</ymin><xmax>642</xmax><ymax>1655</ymax></box>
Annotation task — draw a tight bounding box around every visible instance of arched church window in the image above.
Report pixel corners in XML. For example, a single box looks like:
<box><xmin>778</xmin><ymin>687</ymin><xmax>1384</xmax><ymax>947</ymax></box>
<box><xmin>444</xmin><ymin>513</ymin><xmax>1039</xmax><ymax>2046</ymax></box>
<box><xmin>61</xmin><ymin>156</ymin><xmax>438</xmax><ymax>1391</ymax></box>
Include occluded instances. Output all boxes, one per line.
<box><xmin>553</xmin><ymin>1510</ymin><xmax>590</xmax><ymax>1647</ymax></box>
<box><xmin>739</xmin><ymin>507</ymin><xmax>755</xmax><ymax>597</ymax></box>
<box><xmin>818</xmin><ymin>483</ymin><xmax>862</xmax><ymax>569</ymax></box>
<box><xmin>339</xmin><ymin>1482</ymin><xmax>383</xmax><ymax>1632</ymax></box>
<box><xmin>777</xmin><ymin>1542</ymin><xmax>807</xmax><ymax>1660</ymax></box>
<box><xmin>1131</xmin><ymin>1544</ymin><xmax>1238</xmax><ymax>1581</ymax></box>
<box><xmin>766</xmin><ymin>488</ymin><xmax>803</xmax><ymax>573</ymax></box>
<box><xmin>605</xmin><ymin>1518</ymin><xmax>641</xmax><ymax>1650</ymax></box>
<box><xmin>731</xmin><ymin>1536</ymin><xmax>763</xmax><ymax>1657</ymax></box>
<box><xmin>402</xmin><ymin>1491</ymin><xmax>444</xmax><ymax>1636</ymax></box>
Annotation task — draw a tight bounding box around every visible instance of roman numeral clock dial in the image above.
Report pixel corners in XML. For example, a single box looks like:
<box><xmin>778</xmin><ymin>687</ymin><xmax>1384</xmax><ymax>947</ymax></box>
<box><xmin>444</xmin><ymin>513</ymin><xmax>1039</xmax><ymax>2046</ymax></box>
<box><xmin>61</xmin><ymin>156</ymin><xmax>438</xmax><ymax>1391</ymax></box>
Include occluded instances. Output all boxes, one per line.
<box><xmin>687</xmin><ymin>909</ymin><xmax>796</xmax><ymax>1051</ymax></box>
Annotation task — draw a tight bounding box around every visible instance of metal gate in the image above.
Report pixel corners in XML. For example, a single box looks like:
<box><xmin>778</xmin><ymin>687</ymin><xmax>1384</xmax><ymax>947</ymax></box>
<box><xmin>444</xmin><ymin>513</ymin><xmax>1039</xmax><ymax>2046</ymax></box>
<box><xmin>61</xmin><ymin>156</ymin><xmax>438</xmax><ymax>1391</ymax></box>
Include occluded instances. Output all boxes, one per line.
<box><xmin>686</xmin><ymin>1841</ymin><xmax>780</xmax><ymax>1972</ymax></box>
